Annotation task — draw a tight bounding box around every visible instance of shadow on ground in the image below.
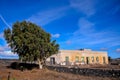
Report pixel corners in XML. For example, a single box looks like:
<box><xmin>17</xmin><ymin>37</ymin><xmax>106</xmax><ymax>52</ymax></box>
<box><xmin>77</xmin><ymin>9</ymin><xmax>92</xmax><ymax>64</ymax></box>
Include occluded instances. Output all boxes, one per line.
<box><xmin>7</xmin><ymin>62</ymin><xmax>39</xmax><ymax>70</ymax></box>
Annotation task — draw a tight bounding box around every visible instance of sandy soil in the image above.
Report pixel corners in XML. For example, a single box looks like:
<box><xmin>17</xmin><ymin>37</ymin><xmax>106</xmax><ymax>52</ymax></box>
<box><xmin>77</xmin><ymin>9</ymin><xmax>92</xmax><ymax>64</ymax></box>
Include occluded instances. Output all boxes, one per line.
<box><xmin>0</xmin><ymin>66</ymin><xmax>118</xmax><ymax>80</ymax></box>
<box><xmin>0</xmin><ymin>60</ymin><xmax>119</xmax><ymax>80</ymax></box>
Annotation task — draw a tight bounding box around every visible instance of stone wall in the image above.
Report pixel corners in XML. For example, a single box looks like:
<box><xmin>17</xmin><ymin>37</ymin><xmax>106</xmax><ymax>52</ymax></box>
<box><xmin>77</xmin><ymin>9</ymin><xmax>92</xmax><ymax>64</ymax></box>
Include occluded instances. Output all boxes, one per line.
<box><xmin>47</xmin><ymin>66</ymin><xmax>120</xmax><ymax>78</ymax></box>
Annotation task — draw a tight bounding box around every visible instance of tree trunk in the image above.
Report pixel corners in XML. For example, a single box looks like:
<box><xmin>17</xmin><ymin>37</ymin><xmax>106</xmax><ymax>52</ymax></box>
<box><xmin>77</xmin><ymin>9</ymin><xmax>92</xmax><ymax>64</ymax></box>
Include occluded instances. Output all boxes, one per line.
<box><xmin>37</xmin><ymin>58</ymin><xmax>43</xmax><ymax>69</ymax></box>
<box><xmin>43</xmin><ymin>57</ymin><xmax>47</xmax><ymax>68</ymax></box>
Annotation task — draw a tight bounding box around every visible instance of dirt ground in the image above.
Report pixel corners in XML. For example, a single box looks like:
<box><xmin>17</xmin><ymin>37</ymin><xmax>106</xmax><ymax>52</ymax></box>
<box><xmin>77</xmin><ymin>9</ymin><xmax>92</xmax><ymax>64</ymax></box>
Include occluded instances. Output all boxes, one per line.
<box><xmin>0</xmin><ymin>65</ymin><xmax>119</xmax><ymax>80</ymax></box>
<box><xmin>0</xmin><ymin>59</ymin><xmax>119</xmax><ymax>80</ymax></box>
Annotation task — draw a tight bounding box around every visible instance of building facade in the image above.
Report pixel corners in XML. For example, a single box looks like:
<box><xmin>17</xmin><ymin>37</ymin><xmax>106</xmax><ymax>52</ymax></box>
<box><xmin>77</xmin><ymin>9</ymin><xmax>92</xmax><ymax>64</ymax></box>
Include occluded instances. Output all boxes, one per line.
<box><xmin>47</xmin><ymin>49</ymin><xmax>108</xmax><ymax>65</ymax></box>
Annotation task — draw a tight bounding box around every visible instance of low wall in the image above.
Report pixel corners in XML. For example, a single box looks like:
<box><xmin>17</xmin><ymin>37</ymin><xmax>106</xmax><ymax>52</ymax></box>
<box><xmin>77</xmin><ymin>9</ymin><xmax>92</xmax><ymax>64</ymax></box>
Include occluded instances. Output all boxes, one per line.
<box><xmin>47</xmin><ymin>66</ymin><xmax>120</xmax><ymax>78</ymax></box>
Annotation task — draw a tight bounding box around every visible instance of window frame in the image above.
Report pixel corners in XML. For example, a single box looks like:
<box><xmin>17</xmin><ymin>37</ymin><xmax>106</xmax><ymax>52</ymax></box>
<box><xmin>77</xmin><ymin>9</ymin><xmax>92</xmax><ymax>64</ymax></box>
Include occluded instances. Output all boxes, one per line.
<box><xmin>65</xmin><ymin>56</ymin><xmax>69</xmax><ymax>62</ymax></box>
<box><xmin>96</xmin><ymin>56</ymin><xmax>99</xmax><ymax>62</ymax></box>
<box><xmin>91</xmin><ymin>56</ymin><xmax>94</xmax><ymax>63</ymax></box>
<box><xmin>75</xmin><ymin>56</ymin><xmax>79</xmax><ymax>62</ymax></box>
<box><xmin>81</xmin><ymin>57</ymin><xmax>84</xmax><ymax>62</ymax></box>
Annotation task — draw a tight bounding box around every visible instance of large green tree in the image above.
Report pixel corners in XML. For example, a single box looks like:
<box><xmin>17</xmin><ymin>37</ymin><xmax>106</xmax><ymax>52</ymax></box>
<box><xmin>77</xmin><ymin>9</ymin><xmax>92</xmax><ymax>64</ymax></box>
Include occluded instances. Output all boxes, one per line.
<box><xmin>4</xmin><ymin>21</ymin><xmax>59</xmax><ymax>69</ymax></box>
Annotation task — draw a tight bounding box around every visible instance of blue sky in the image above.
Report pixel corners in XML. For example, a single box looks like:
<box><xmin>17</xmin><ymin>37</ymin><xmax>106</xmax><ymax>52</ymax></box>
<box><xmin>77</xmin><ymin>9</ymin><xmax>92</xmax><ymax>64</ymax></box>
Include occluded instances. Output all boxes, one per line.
<box><xmin>0</xmin><ymin>0</ymin><xmax>120</xmax><ymax>59</ymax></box>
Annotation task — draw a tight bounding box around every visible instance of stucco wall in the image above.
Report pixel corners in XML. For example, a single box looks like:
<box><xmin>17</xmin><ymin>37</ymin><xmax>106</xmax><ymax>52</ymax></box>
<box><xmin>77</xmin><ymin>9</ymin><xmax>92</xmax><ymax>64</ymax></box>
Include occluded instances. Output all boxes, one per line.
<box><xmin>47</xmin><ymin>49</ymin><xmax>108</xmax><ymax>65</ymax></box>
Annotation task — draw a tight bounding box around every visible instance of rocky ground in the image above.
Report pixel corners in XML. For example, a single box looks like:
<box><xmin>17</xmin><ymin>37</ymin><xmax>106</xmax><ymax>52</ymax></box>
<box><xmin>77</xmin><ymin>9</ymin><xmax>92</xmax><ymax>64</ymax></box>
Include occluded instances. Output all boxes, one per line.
<box><xmin>0</xmin><ymin>59</ymin><xmax>119</xmax><ymax>80</ymax></box>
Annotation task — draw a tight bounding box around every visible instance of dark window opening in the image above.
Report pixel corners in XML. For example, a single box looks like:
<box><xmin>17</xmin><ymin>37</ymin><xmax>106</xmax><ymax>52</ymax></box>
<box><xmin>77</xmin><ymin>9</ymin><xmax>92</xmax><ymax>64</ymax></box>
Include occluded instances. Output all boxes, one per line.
<box><xmin>50</xmin><ymin>57</ymin><xmax>55</xmax><ymax>65</ymax></box>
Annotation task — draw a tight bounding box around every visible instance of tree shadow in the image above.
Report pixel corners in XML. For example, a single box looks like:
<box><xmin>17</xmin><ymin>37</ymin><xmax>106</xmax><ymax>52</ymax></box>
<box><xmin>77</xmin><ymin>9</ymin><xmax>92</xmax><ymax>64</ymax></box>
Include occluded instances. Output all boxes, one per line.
<box><xmin>7</xmin><ymin>62</ymin><xmax>39</xmax><ymax>70</ymax></box>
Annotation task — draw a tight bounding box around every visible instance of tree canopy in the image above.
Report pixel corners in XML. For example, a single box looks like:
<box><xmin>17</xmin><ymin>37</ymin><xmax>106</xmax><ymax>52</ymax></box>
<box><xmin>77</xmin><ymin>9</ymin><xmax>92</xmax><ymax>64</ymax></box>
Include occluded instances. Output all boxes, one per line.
<box><xmin>4</xmin><ymin>21</ymin><xmax>59</xmax><ymax>69</ymax></box>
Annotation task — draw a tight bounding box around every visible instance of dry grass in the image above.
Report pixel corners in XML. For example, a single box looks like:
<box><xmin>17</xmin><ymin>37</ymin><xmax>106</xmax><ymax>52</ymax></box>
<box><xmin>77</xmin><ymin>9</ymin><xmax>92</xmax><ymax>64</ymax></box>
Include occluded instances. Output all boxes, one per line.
<box><xmin>0</xmin><ymin>60</ymin><xmax>119</xmax><ymax>80</ymax></box>
<box><xmin>0</xmin><ymin>67</ymin><xmax>118</xmax><ymax>80</ymax></box>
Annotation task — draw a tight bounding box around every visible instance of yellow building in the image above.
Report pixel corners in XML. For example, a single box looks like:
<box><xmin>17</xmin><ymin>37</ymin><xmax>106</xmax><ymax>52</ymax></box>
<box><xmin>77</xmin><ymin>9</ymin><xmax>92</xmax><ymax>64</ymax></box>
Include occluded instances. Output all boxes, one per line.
<box><xmin>47</xmin><ymin>49</ymin><xmax>108</xmax><ymax>65</ymax></box>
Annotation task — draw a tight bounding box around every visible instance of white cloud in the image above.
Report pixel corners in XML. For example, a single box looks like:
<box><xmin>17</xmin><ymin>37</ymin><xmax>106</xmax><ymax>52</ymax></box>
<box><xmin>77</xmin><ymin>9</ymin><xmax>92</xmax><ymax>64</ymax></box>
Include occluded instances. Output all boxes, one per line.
<box><xmin>85</xmin><ymin>37</ymin><xmax>119</xmax><ymax>45</ymax></box>
<box><xmin>70</xmin><ymin>0</ymin><xmax>95</xmax><ymax>16</ymax></box>
<box><xmin>0</xmin><ymin>51</ymin><xmax>17</xmax><ymax>57</ymax></box>
<box><xmin>0</xmin><ymin>47</ymin><xmax>4</xmax><ymax>52</ymax></box>
<box><xmin>0</xmin><ymin>14</ymin><xmax>12</xmax><ymax>29</ymax></box>
<box><xmin>74</xmin><ymin>18</ymin><xmax>94</xmax><ymax>36</ymax></box>
<box><xmin>27</xmin><ymin>7</ymin><xmax>68</xmax><ymax>26</ymax></box>
<box><xmin>108</xmin><ymin>41</ymin><xmax>120</xmax><ymax>47</ymax></box>
<box><xmin>0</xmin><ymin>44</ymin><xmax>10</xmax><ymax>51</ymax></box>
<box><xmin>116</xmin><ymin>48</ymin><xmax>120</xmax><ymax>53</ymax></box>
<box><xmin>52</xmin><ymin>33</ymin><xmax>60</xmax><ymax>38</ymax></box>
<box><xmin>66</xmin><ymin>40</ymin><xmax>72</xmax><ymax>45</ymax></box>
<box><xmin>0</xmin><ymin>33</ymin><xmax>3</xmax><ymax>39</ymax></box>
<box><xmin>62</xmin><ymin>16</ymin><xmax>120</xmax><ymax>48</ymax></box>
<box><xmin>100</xmin><ymin>48</ymin><xmax>108</xmax><ymax>51</ymax></box>
<box><xmin>0</xmin><ymin>45</ymin><xmax>18</xmax><ymax>58</ymax></box>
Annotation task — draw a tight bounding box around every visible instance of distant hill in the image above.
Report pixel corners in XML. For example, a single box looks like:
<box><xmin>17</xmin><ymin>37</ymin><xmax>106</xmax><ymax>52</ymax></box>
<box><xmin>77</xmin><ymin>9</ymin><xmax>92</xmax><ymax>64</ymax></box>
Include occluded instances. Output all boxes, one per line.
<box><xmin>0</xmin><ymin>59</ymin><xmax>19</xmax><ymax>66</ymax></box>
<box><xmin>110</xmin><ymin>58</ymin><xmax>120</xmax><ymax>65</ymax></box>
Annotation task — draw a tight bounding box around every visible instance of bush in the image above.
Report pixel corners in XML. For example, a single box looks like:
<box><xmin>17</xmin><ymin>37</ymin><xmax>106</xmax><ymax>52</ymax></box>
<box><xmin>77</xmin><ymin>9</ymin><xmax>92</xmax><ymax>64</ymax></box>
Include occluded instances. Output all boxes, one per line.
<box><xmin>10</xmin><ymin>62</ymin><xmax>39</xmax><ymax>70</ymax></box>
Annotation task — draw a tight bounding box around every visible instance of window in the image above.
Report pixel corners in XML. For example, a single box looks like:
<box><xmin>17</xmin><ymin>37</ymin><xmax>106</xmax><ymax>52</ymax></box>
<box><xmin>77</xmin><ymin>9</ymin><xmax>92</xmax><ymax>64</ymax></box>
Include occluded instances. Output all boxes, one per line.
<box><xmin>86</xmin><ymin>57</ymin><xmax>90</xmax><ymax>64</ymax></box>
<box><xmin>103</xmin><ymin>57</ymin><xmax>106</xmax><ymax>64</ymax></box>
<box><xmin>91</xmin><ymin>56</ymin><xmax>94</xmax><ymax>63</ymax></box>
<box><xmin>96</xmin><ymin>56</ymin><xmax>99</xmax><ymax>62</ymax></box>
<box><xmin>75</xmin><ymin>56</ymin><xmax>79</xmax><ymax>62</ymax></box>
<box><xmin>81</xmin><ymin>57</ymin><xmax>84</xmax><ymax>62</ymax></box>
<box><xmin>65</xmin><ymin>56</ymin><xmax>69</xmax><ymax>62</ymax></box>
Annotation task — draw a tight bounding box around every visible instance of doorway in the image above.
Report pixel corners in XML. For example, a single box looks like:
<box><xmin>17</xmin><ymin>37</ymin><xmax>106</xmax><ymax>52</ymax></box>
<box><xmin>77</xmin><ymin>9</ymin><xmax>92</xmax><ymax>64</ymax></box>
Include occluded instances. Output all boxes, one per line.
<box><xmin>50</xmin><ymin>57</ymin><xmax>55</xmax><ymax>65</ymax></box>
<box><xmin>86</xmin><ymin>57</ymin><xmax>89</xmax><ymax>64</ymax></box>
<box><xmin>103</xmin><ymin>57</ymin><xmax>106</xmax><ymax>64</ymax></box>
<box><xmin>65</xmin><ymin>56</ymin><xmax>69</xmax><ymax>65</ymax></box>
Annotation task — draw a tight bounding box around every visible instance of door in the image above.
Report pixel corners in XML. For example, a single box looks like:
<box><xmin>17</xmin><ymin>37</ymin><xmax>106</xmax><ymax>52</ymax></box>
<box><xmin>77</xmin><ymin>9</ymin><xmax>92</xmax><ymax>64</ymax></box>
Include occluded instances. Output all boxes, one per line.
<box><xmin>65</xmin><ymin>56</ymin><xmax>69</xmax><ymax>65</ymax></box>
<box><xmin>50</xmin><ymin>57</ymin><xmax>55</xmax><ymax>65</ymax></box>
<box><xmin>86</xmin><ymin>57</ymin><xmax>89</xmax><ymax>64</ymax></box>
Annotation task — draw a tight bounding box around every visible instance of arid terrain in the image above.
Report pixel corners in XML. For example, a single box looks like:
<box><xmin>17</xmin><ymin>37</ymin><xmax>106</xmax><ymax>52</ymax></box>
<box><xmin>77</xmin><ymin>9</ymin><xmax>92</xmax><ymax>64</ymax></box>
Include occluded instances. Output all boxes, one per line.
<box><xmin>0</xmin><ymin>59</ymin><xmax>119</xmax><ymax>80</ymax></box>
